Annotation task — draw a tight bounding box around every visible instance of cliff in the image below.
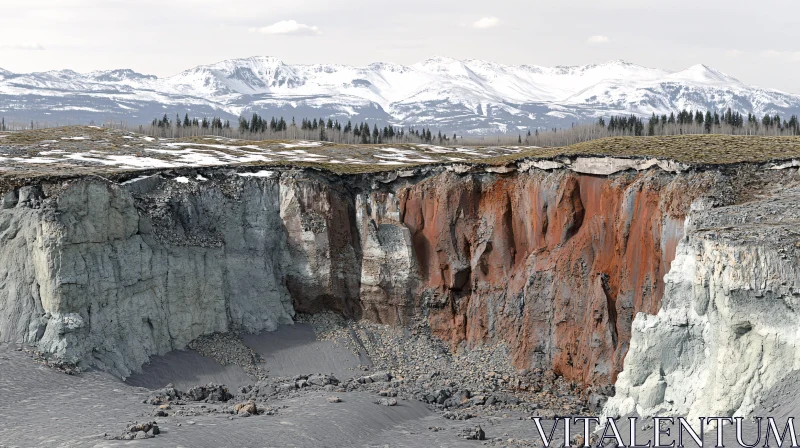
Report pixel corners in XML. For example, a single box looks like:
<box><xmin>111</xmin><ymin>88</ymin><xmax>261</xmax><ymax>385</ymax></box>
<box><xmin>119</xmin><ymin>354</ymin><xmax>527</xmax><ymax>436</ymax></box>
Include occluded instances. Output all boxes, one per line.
<box><xmin>605</xmin><ymin>181</ymin><xmax>800</xmax><ymax>419</ymax></box>
<box><xmin>2</xmin><ymin>129</ymin><xmax>800</xmax><ymax>421</ymax></box>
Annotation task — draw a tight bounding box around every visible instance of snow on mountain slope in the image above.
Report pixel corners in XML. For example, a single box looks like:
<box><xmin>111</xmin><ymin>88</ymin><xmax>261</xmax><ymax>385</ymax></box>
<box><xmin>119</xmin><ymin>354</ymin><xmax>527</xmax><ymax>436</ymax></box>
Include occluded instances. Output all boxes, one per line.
<box><xmin>2</xmin><ymin>56</ymin><xmax>800</xmax><ymax>133</ymax></box>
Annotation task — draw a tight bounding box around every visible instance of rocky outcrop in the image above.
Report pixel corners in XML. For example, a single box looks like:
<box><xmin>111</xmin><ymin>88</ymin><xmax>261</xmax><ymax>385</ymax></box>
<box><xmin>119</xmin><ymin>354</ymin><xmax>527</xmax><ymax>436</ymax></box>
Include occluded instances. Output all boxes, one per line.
<box><xmin>1</xmin><ymin>176</ymin><xmax>297</xmax><ymax>377</ymax></box>
<box><xmin>385</xmin><ymin>169</ymin><xmax>706</xmax><ymax>386</ymax></box>
<box><xmin>604</xmin><ymin>186</ymin><xmax>800</xmax><ymax>419</ymax></box>
<box><xmin>0</xmin><ymin>162</ymin><xmax>793</xmax><ymax>393</ymax></box>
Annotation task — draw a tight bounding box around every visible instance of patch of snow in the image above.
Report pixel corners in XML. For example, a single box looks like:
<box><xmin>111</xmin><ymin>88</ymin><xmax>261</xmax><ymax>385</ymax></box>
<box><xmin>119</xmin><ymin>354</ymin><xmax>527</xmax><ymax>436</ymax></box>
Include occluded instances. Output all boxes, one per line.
<box><xmin>120</xmin><ymin>175</ymin><xmax>152</xmax><ymax>185</ymax></box>
<box><xmin>280</xmin><ymin>141</ymin><xmax>323</xmax><ymax>148</ymax></box>
<box><xmin>238</xmin><ymin>170</ymin><xmax>277</xmax><ymax>178</ymax></box>
<box><xmin>769</xmin><ymin>159</ymin><xmax>800</xmax><ymax>170</ymax></box>
<box><xmin>174</xmin><ymin>176</ymin><xmax>189</xmax><ymax>183</ymax></box>
<box><xmin>13</xmin><ymin>157</ymin><xmax>62</xmax><ymax>164</ymax></box>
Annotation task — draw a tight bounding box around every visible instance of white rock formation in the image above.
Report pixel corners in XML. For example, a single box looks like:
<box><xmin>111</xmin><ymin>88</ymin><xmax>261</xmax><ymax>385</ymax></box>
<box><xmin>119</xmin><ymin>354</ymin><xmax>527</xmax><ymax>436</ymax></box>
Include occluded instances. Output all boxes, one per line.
<box><xmin>605</xmin><ymin>193</ymin><xmax>800</xmax><ymax>420</ymax></box>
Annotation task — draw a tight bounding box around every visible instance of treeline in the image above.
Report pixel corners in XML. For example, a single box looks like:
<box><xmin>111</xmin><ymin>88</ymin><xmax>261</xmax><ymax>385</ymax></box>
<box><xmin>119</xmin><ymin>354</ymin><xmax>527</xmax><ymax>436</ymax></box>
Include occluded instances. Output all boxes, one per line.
<box><xmin>522</xmin><ymin>108</ymin><xmax>800</xmax><ymax>147</ymax></box>
<box><xmin>7</xmin><ymin>106</ymin><xmax>800</xmax><ymax>148</ymax></box>
<box><xmin>147</xmin><ymin>112</ymin><xmax>455</xmax><ymax>145</ymax></box>
<box><xmin>593</xmin><ymin>109</ymin><xmax>800</xmax><ymax>137</ymax></box>
<box><xmin>153</xmin><ymin>114</ymin><xmax>231</xmax><ymax>130</ymax></box>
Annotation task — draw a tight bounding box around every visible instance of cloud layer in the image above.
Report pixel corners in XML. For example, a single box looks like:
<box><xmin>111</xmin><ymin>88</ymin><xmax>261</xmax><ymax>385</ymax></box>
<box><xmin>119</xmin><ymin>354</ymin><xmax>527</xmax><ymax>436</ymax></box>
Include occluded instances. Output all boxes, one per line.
<box><xmin>473</xmin><ymin>17</ymin><xmax>499</xmax><ymax>29</ymax></box>
<box><xmin>761</xmin><ymin>49</ymin><xmax>800</xmax><ymax>61</ymax></box>
<box><xmin>0</xmin><ymin>43</ymin><xmax>45</xmax><ymax>51</ymax></box>
<box><xmin>250</xmin><ymin>20</ymin><xmax>321</xmax><ymax>35</ymax></box>
<box><xmin>586</xmin><ymin>35</ymin><xmax>609</xmax><ymax>44</ymax></box>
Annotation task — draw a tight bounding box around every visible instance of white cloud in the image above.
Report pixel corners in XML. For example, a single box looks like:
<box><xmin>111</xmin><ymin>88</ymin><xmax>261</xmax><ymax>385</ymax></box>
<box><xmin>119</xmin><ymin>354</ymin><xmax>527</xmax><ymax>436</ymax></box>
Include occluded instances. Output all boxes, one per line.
<box><xmin>0</xmin><ymin>43</ymin><xmax>45</xmax><ymax>51</ymax></box>
<box><xmin>761</xmin><ymin>49</ymin><xmax>800</xmax><ymax>61</ymax></box>
<box><xmin>725</xmin><ymin>49</ymin><xmax>743</xmax><ymax>57</ymax></box>
<box><xmin>472</xmin><ymin>17</ymin><xmax>499</xmax><ymax>29</ymax></box>
<box><xmin>586</xmin><ymin>35</ymin><xmax>609</xmax><ymax>44</ymax></box>
<box><xmin>249</xmin><ymin>20</ymin><xmax>321</xmax><ymax>36</ymax></box>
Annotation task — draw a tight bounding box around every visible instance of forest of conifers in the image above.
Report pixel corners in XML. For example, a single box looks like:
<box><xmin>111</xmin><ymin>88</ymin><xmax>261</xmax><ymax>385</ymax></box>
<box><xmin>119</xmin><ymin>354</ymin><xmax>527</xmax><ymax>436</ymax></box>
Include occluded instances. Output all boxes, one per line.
<box><xmin>4</xmin><ymin>107</ymin><xmax>800</xmax><ymax>147</ymax></box>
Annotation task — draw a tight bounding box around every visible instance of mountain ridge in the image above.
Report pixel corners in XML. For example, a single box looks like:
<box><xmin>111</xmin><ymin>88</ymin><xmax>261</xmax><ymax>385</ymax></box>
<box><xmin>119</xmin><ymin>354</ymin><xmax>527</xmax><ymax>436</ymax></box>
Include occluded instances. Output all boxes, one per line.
<box><xmin>1</xmin><ymin>57</ymin><xmax>798</xmax><ymax>133</ymax></box>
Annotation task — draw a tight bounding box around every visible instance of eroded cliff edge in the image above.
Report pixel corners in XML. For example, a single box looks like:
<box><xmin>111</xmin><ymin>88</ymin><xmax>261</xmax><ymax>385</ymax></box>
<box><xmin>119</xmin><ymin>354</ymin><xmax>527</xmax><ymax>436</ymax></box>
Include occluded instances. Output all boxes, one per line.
<box><xmin>605</xmin><ymin>183</ymin><xmax>800</xmax><ymax>420</ymax></box>
<box><xmin>0</xmin><ymin>160</ymin><xmax>795</xmax><ymax>404</ymax></box>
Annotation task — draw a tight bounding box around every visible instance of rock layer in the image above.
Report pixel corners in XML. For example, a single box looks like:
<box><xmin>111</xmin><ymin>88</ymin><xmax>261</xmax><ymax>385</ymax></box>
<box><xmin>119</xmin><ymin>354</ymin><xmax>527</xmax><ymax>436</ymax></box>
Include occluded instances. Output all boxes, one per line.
<box><xmin>384</xmin><ymin>169</ymin><xmax>698</xmax><ymax>385</ymax></box>
<box><xmin>604</xmin><ymin>186</ymin><xmax>800</xmax><ymax>419</ymax></box>
<box><xmin>0</xmin><ymin>163</ymin><xmax>783</xmax><ymax>391</ymax></box>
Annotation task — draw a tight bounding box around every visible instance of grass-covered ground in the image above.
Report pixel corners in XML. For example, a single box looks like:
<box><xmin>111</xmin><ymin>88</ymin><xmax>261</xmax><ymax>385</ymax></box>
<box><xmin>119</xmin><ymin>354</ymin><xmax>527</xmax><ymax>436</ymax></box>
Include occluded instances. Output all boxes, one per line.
<box><xmin>2</xmin><ymin>127</ymin><xmax>800</xmax><ymax>180</ymax></box>
<box><xmin>486</xmin><ymin>134</ymin><xmax>800</xmax><ymax>165</ymax></box>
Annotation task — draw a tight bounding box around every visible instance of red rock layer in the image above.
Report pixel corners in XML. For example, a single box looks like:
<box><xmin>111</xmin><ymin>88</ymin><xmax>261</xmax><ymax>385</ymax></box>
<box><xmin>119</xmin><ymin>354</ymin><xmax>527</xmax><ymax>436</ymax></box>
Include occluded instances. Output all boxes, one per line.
<box><xmin>390</xmin><ymin>169</ymin><xmax>687</xmax><ymax>386</ymax></box>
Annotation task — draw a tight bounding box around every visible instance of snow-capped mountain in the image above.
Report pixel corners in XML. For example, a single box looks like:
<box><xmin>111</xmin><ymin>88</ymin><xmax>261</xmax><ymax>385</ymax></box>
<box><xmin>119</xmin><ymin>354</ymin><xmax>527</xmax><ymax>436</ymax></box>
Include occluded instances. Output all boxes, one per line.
<box><xmin>1</xmin><ymin>56</ymin><xmax>799</xmax><ymax>133</ymax></box>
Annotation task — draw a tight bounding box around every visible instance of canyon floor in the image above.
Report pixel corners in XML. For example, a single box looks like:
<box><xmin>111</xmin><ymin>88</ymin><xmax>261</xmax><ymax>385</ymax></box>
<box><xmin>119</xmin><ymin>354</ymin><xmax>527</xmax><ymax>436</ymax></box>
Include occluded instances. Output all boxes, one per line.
<box><xmin>0</xmin><ymin>316</ymin><xmax>586</xmax><ymax>448</ymax></box>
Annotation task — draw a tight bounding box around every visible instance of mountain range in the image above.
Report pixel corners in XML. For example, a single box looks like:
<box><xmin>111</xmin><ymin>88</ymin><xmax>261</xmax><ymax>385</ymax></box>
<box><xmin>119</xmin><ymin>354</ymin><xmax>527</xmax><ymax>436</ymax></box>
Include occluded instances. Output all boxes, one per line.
<box><xmin>2</xmin><ymin>56</ymin><xmax>799</xmax><ymax>133</ymax></box>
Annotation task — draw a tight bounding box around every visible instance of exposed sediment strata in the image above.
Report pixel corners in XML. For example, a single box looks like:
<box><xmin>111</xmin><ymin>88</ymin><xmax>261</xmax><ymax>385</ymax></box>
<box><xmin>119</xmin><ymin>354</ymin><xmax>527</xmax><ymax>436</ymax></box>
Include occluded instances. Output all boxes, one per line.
<box><xmin>384</xmin><ymin>169</ymin><xmax>705</xmax><ymax>386</ymax></box>
<box><xmin>0</xmin><ymin>160</ymin><xmax>794</xmax><ymax>396</ymax></box>
<box><xmin>604</xmin><ymin>187</ymin><xmax>800</xmax><ymax>420</ymax></box>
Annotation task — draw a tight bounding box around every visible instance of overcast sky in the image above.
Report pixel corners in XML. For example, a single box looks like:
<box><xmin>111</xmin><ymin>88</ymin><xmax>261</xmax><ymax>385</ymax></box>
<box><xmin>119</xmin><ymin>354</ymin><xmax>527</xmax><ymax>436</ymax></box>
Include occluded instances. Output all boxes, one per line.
<box><xmin>3</xmin><ymin>0</ymin><xmax>800</xmax><ymax>92</ymax></box>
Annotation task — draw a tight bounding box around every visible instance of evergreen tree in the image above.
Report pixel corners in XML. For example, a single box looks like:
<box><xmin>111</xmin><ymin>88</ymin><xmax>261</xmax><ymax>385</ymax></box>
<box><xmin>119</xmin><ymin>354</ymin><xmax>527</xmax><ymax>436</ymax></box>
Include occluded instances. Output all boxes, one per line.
<box><xmin>648</xmin><ymin>114</ymin><xmax>656</xmax><ymax>136</ymax></box>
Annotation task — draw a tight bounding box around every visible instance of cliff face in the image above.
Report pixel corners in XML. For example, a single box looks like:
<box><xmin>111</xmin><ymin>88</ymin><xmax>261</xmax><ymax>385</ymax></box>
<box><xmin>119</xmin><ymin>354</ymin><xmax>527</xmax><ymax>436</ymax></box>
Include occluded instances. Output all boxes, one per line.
<box><xmin>0</xmin><ymin>178</ymin><xmax>297</xmax><ymax>376</ymax></box>
<box><xmin>361</xmin><ymin>169</ymin><xmax>704</xmax><ymax>385</ymax></box>
<box><xmin>604</xmin><ymin>185</ymin><xmax>800</xmax><ymax>419</ymax></box>
<box><xmin>0</xmin><ymin>162</ymin><xmax>778</xmax><ymax>392</ymax></box>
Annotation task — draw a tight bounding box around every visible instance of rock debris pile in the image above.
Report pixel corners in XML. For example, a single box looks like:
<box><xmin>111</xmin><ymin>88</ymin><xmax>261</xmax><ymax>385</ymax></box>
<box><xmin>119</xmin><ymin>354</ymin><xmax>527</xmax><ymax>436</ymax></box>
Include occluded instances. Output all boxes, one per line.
<box><xmin>188</xmin><ymin>332</ymin><xmax>268</xmax><ymax>381</ymax></box>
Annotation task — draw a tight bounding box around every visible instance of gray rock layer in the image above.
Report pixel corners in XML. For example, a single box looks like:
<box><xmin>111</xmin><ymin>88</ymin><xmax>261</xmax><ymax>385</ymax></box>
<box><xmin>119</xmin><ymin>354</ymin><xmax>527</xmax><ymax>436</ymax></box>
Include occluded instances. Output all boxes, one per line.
<box><xmin>1</xmin><ymin>177</ymin><xmax>298</xmax><ymax>377</ymax></box>
<box><xmin>604</xmin><ymin>189</ymin><xmax>800</xmax><ymax>419</ymax></box>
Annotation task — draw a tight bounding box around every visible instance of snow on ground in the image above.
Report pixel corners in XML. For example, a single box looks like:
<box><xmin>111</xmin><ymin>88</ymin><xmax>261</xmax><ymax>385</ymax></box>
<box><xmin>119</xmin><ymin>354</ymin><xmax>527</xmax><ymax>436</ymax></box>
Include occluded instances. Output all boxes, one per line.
<box><xmin>121</xmin><ymin>175</ymin><xmax>151</xmax><ymax>185</ymax></box>
<box><xmin>238</xmin><ymin>170</ymin><xmax>277</xmax><ymax>178</ymax></box>
<box><xmin>0</xmin><ymin>132</ymin><xmax>525</xmax><ymax>173</ymax></box>
<box><xmin>280</xmin><ymin>141</ymin><xmax>323</xmax><ymax>148</ymax></box>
